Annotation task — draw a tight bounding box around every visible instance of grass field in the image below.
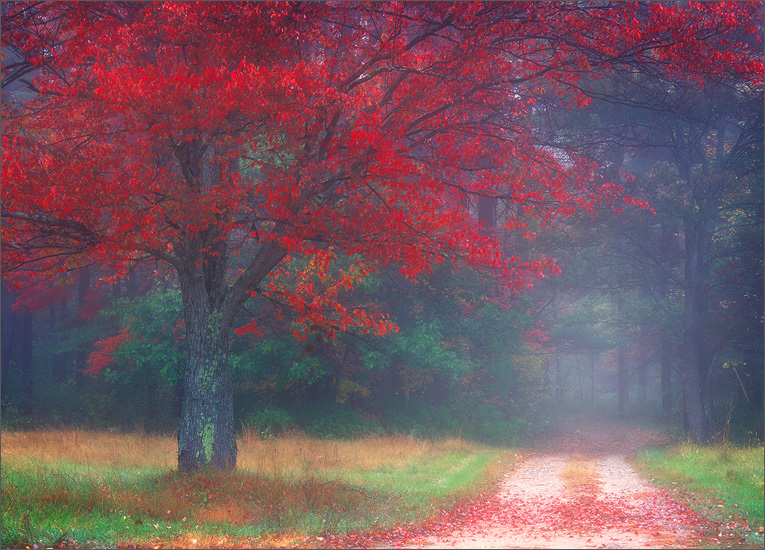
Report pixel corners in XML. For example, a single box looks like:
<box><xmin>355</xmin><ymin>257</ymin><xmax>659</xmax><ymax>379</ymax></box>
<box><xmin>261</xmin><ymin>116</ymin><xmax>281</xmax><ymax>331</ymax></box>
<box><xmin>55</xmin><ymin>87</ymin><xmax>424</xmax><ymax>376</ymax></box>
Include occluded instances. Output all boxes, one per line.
<box><xmin>1</xmin><ymin>429</ymin><xmax>512</xmax><ymax>548</ymax></box>
<box><xmin>636</xmin><ymin>441</ymin><xmax>765</xmax><ymax>546</ymax></box>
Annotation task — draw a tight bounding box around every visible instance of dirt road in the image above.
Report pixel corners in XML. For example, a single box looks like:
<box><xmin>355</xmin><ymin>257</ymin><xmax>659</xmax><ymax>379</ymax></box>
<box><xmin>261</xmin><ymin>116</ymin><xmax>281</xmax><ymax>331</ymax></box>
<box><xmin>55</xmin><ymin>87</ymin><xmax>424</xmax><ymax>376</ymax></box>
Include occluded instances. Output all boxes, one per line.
<box><xmin>408</xmin><ymin>418</ymin><xmax>700</xmax><ymax>549</ymax></box>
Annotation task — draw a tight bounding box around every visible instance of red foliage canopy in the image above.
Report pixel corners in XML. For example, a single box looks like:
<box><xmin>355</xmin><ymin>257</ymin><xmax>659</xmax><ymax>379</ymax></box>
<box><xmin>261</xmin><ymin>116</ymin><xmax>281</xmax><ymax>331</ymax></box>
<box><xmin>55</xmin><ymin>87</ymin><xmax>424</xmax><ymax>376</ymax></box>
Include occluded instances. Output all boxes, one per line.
<box><xmin>2</xmin><ymin>1</ymin><xmax>761</xmax><ymax>337</ymax></box>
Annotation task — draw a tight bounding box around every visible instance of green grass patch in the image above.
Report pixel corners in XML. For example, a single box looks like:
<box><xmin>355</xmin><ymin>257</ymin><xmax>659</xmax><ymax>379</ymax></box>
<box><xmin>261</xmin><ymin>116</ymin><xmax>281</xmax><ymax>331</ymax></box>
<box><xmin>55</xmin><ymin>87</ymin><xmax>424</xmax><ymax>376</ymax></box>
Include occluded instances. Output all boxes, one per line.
<box><xmin>334</xmin><ymin>446</ymin><xmax>502</xmax><ymax>532</ymax></box>
<box><xmin>636</xmin><ymin>442</ymin><xmax>764</xmax><ymax>546</ymax></box>
<box><xmin>1</xmin><ymin>431</ymin><xmax>512</xmax><ymax>548</ymax></box>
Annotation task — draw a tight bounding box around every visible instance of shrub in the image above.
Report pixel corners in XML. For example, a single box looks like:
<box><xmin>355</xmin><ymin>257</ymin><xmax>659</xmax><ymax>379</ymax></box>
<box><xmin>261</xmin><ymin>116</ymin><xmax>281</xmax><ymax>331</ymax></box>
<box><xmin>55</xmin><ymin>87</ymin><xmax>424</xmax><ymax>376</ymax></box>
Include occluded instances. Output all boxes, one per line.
<box><xmin>244</xmin><ymin>407</ymin><xmax>296</xmax><ymax>437</ymax></box>
<box><xmin>378</xmin><ymin>397</ymin><xmax>459</xmax><ymax>438</ymax></box>
<box><xmin>298</xmin><ymin>402</ymin><xmax>382</xmax><ymax>439</ymax></box>
<box><xmin>459</xmin><ymin>402</ymin><xmax>527</xmax><ymax>445</ymax></box>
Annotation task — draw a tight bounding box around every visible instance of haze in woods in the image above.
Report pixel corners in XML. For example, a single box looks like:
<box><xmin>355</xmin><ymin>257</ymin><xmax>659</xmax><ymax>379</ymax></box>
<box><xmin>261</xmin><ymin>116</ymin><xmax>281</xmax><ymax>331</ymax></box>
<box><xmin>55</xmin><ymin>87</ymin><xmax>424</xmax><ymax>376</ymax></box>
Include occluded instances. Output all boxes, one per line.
<box><xmin>1</xmin><ymin>4</ymin><xmax>762</xmax><ymax>547</ymax></box>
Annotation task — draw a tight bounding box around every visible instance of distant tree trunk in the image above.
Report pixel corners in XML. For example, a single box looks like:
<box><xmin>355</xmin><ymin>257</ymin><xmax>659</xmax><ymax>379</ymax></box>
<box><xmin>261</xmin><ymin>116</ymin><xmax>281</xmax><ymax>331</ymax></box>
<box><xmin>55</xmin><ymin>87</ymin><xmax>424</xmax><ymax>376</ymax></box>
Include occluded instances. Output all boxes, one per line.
<box><xmin>429</xmin><ymin>372</ymin><xmax>450</xmax><ymax>406</ymax></box>
<box><xmin>1</xmin><ymin>282</ymin><xmax>16</xmax><ymax>393</ymax></box>
<box><xmin>477</xmin><ymin>195</ymin><xmax>496</xmax><ymax>230</ymax></box>
<box><xmin>681</xmin><ymin>231</ymin><xmax>711</xmax><ymax>441</ymax></box>
<box><xmin>52</xmin><ymin>299</ymin><xmax>69</xmax><ymax>383</ymax></box>
<box><xmin>680</xmin><ymin>173</ymin><xmax>717</xmax><ymax>442</ymax></box>
<box><xmin>143</xmin><ymin>363</ymin><xmax>158</xmax><ymax>429</ymax></box>
<box><xmin>617</xmin><ymin>345</ymin><xmax>627</xmax><ymax>419</ymax></box>
<box><xmin>658</xmin><ymin>221</ymin><xmax>676</xmax><ymax>415</ymax></box>
<box><xmin>74</xmin><ymin>267</ymin><xmax>91</xmax><ymax>387</ymax></box>
<box><xmin>616</xmin><ymin>294</ymin><xmax>627</xmax><ymax>419</ymax></box>
<box><xmin>554</xmin><ymin>355</ymin><xmax>564</xmax><ymax>406</ymax></box>
<box><xmin>637</xmin><ymin>360</ymin><xmax>648</xmax><ymax>404</ymax></box>
<box><xmin>661</xmin><ymin>335</ymin><xmax>673</xmax><ymax>414</ymax></box>
<box><xmin>740</xmin><ymin>346</ymin><xmax>763</xmax><ymax>413</ymax></box>
<box><xmin>20</xmin><ymin>309</ymin><xmax>33</xmax><ymax>416</ymax></box>
<box><xmin>542</xmin><ymin>357</ymin><xmax>553</xmax><ymax>401</ymax></box>
<box><xmin>636</xmin><ymin>300</ymin><xmax>650</xmax><ymax>406</ymax></box>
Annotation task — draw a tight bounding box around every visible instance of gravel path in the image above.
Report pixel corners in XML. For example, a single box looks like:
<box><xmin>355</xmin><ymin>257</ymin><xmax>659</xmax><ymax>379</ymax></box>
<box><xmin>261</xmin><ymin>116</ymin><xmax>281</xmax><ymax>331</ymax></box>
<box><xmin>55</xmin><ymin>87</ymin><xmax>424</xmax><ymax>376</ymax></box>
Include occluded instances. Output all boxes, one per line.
<box><xmin>408</xmin><ymin>419</ymin><xmax>700</xmax><ymax>549</ymax></box>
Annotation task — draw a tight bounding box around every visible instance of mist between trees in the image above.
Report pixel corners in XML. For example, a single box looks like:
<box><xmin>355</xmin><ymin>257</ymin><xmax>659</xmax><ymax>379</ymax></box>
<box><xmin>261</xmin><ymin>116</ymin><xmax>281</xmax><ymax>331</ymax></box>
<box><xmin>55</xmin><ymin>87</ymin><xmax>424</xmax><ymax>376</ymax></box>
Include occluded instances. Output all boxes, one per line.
<box><xmin>1</xmin><ymin>2</ymin><xmax>762</xmax><ymax>470</ymax></box>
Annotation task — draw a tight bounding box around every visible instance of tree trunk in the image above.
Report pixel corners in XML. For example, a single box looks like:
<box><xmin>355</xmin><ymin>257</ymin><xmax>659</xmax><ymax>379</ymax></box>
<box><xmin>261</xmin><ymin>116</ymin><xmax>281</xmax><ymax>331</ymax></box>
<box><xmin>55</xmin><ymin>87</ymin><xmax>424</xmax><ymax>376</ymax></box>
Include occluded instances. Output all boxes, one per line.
<box><xmin>177</xmin><ymin>275</ymin><xmax>237</xmax><ymax>471</ymax></box>
<box><xmin>74</xmin><ymin>267</ymin><xmax>91</xmax><ymax>387</ymax></box>
<box><xmin>20</xmin><ymin>309</ymin><xmax>33</xmax><ymax>416</ymax></box>
<box><xmin>170</xmin><ymin>141</ymin><xmax>287</xmax><ymax>471</ymax></box>
<box><xmin>477</xmin><ymin>195</ymin><xmax>496</xmax><ymax>230</ymax></box>
<box><xmin>617</xmin><ymin>344</ymin><xmax>627</xmax><ymax>419</ymax></box>
<box><xmin>554</xmin><ymin>355</ymin><xmax>564</xmax><ymax>406</ymax></box>
<box><xmin>660</xmin><ymin>335</ymin><xmax>673</xmax><ymax>414</ymax></box>
<box><xmin>172</xmin><ymin>228</ymin><xmax>286</xmax><ymax>470</ymax></box>
<box><xmin>681</xmin><ymin>215</ymin><xmax>712</xmax><ymax>442</ymax></box>
<box><xmin>658</xmin><ymin>221</ymin><xmax>675</xmax><ymax>415</ymax></box>
<box><xmin>1</xmin><ymin>282</ymin><xmax>16</xmax><ymax>393</ymax></box>
<box><xmin>616</xmin><ymin>294</ymin><xmax>627</xmax><ymax>419</ymax></box>
<box><xmin>637</xmin><ymin>360</ymin><xmax>647</xmax><ymax>404</ymax></box>
<box><xmin>742</xmin><ymin>346</ymin><xmax>764</xmax><ymax>412</ymax></box>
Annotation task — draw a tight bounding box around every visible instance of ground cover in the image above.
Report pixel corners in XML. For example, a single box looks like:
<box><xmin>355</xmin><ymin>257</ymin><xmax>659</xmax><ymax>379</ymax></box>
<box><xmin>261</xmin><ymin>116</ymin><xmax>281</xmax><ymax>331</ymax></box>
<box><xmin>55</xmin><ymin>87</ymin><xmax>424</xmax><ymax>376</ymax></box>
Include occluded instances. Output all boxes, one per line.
<box><xmin>4</xmin><ymin>420</ymin><xmax>763</xmax><ymax>549</ymax></box>
<box><xmin>0</xmin><ymin>429</ymin><xmax>510</xmax><ymax>549</ymax></box>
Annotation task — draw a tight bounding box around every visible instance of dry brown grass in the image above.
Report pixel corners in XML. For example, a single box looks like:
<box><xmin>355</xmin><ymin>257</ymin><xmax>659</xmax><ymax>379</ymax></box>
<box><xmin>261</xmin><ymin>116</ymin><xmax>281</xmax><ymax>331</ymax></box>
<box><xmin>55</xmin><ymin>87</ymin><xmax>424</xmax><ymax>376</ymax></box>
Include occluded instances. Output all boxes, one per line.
<box><xmin>1</xmin><ymin>429</ymin><xmax>176</xmax><ymax>469</ymax></box>
<box><xmin>236</xmin><ymin>429</ymin><xmax>473</xmax><ymax>476</ymax></box>
<box><xmin>560</xmin><ymin>453</ymin><xmax>601</xmax><ymax>494</ymax></box>
<box><xmin>1</xmin><ymin>428</ymin><xmax>473</xmax><ymax>475</ymax></box>
<box><xmin>2</xmin><ymin>429</ymin><xmax>501</xmax><ymax>548</ymax></box>
<box><xmin>1</xmin><ymin>429</ymin><xmax>482</xmax><ymax>526</ymax></box>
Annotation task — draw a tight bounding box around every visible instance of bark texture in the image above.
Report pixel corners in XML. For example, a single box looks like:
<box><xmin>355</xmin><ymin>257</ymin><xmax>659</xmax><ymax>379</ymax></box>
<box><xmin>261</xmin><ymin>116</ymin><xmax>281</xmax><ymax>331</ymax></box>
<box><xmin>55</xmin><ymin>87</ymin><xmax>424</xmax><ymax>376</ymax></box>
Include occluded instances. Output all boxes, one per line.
<box><xmin>177</xmin><ymin>272</ymin><xmax>237</xmax><ymax>471</ymax></box>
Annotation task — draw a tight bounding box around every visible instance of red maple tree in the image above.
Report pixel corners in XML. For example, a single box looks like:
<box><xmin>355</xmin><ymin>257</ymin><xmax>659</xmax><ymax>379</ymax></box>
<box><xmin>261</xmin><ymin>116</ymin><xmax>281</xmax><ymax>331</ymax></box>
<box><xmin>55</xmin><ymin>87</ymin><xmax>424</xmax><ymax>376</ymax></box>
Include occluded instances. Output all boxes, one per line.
<box><xmin>2</xmin><ymin>2</ymin><xmax>760</xmax><ymax>470</ymax></box>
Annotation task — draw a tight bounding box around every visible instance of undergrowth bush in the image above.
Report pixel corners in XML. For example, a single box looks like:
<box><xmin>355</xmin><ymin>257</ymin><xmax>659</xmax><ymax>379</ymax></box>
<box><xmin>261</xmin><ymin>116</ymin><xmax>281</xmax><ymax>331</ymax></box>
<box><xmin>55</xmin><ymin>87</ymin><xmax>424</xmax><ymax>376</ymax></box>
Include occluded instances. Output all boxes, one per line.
<box><xmin>463</xmin><ymin>403</ymin><xmax>527</xmax><ymax>445</ymax></box>
<box><xmin>297</xmin><ymin>402</ymin><xmax>383</xmax><ymax>439</ymax></box>
<box><xmin>244</xmin><ymin>407</ymin><xmax>297</xmax><ymax>437</ymax></box>
<box><xmin>378</xmin><ymin>397</ymin><xmax>459</xmax><ymax>438</ymax></box>
<box><xmin>712</xmin><ymin>400</ymin><xmax>764</xmax><ymax>446</ymax></box>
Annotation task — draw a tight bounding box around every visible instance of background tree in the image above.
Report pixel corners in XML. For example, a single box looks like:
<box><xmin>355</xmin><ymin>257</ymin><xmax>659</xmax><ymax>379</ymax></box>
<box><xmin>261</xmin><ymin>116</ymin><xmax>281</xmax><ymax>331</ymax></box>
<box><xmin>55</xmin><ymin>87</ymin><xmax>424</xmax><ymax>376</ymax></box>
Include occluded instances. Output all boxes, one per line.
<box><xmin>523</xmin><ymin>3</ymin><xmax>763</xmax><ymax>438</ymax></box>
